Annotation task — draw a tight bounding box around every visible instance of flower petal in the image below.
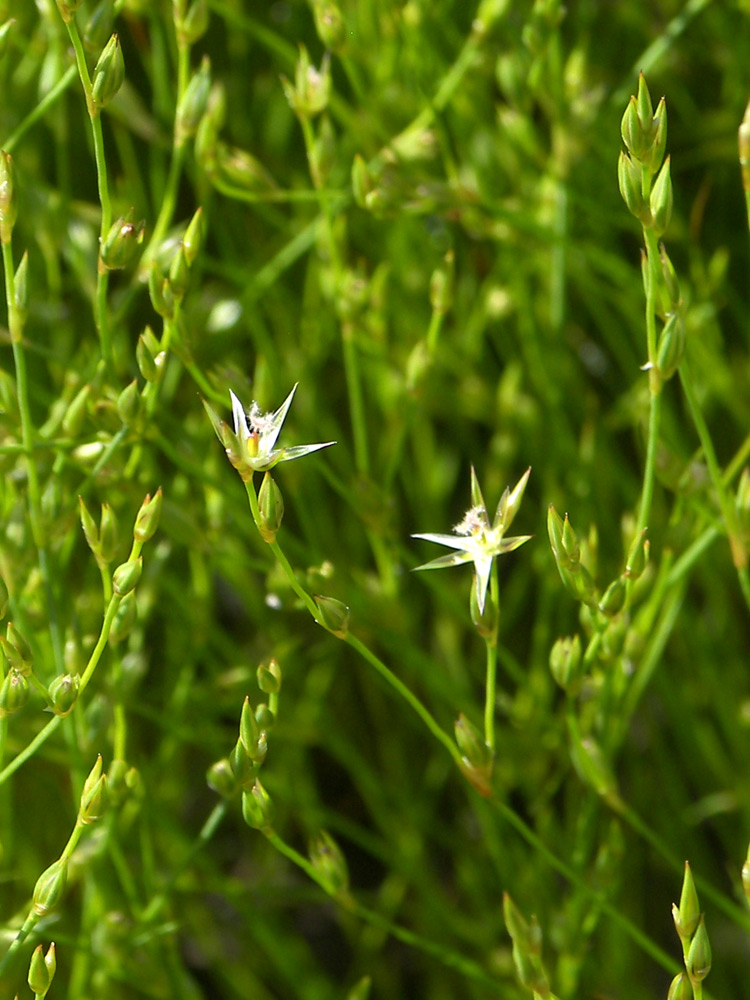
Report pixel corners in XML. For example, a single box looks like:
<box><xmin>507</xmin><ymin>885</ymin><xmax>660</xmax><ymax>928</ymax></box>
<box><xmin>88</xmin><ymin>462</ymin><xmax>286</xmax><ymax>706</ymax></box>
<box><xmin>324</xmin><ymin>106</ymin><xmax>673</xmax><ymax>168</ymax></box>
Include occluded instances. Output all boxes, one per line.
<box><xmin>497</xmin><ymin>534</ymin><xmax>533</xmax><ymax>554</ymax></box>
<box><xmin>230</xmin><ymin>390</ymin><xmax>249</xmax><ymax>441</ymax></box>
<box><xmin>470</xmin><ymin>467</ymin><xmax>487</xmax><ymax>513</ymax></box>
<box><xmin>412</xmin><ymin>550</ymin><xmax>476</xmax><ymax>572</ymax></box>
<box><xmin>495</xmin><ymin>467</ymin><xmax>531</xmax><ymax>531</ymax></box>
<box><xmin>473</xmin><ymin>555</ymin><xmax>493</xmax><ymax>613</ymax></box>
<box><xmin>264</xmin><ymin>383</ymin><xmax>298</xmax><ymax>452</ymax></box>
<box><xmin>411</xmin><ymin>532</ymin><xmax>477</xmax><ymax>552</ymax></box>
<box><xmin>277</xmin><ymin>441</ymin><xmax>336</xmax><ymax>462</ymax></box>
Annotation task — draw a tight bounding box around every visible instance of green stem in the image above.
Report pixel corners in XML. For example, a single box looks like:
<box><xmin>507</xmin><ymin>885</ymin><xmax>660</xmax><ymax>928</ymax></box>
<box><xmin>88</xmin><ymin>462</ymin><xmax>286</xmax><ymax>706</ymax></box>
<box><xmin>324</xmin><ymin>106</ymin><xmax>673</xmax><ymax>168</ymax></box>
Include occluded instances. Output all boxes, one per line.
<box><xmin>483</xmin><ymin>565</ymin><xmax>499</xmax><ymax>752</ymax></box>
<box><xmin>635</xmin><ymin>227</ymin><xmax>663</xmax><ymax>538</ymax></box>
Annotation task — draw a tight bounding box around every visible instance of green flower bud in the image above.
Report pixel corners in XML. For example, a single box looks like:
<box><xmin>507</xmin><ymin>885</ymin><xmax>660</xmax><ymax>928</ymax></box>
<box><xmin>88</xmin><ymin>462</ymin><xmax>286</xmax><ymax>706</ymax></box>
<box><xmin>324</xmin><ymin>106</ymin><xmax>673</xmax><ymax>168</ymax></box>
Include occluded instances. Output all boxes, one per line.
<box><xmin>281</xmin><ymin>47</ymin><xmax>331</xmax><ymax>118</ymax></box>
<box><xmin>598</xmin><ymin>576</ymin><xmax>626</xmax><ymax>617</ymax></box>
<box><xmin>667</xmin><ymin>973</ymin><xmax>692</xmax><ymax>1000</ymax></box>
<box><xmin>136</xmin><ymin>333</ymin><xmax>158</xmax><ymax>382</ymax></box>
<box><xmin>351</xmin><ymin>154</ymin><xmax>374</xmax><ymax>209</ymax></box>
<box><xmin>650</xmin><ymin>155</ymin><xmax>673</xmax><ymax>237</ymax></box>
<box><xmin>238</xmin><ymin>696</ymin><xmax>260</xmax><ymax>752</ymax></box>
<box><xmin>0</xmin><ymin>667</ymin><xmax>30</xmax><ymax>716</ymax></box>
<box><xmin>79</xmin><ymin>755</ymin><xmax>107</xmax><ymax>824</ymax></box>
<box><xmin>229</xmin><ymin>737</ymin><xmax>257</xmax><ymax>789</ymax></box>
<box><xmin>182</xmin><ymin>206</ymin><xmax>204</xmax><ymax>266</ymax></box>
<box><xmin>561</xmin><ymin>513</ymin><xmax>581</xmax><ymax>565</ymax></box>
<box><xmin>148</xmin><ymin>262</ymin><xmax>174</xmax><ymax>319</ymax></box>
<box><xmin>686</xmin><ymin>916</ymin><xmax>711</xmax><ymax>983</ymax></box>
<box><xmin>625</xmin><ymin>529</ymin><xmax>649</xmax><ymax>579</ymax></box>
<box><xmin>48</xmin><ymin>672</ymin><xmax>80</xmax><ymax>717</ymax></box>
<box><xmin>100</xmin><ymin>213</ymin><xmax>145</xmax><ymax>270</ymax></box>
<box><xmin>549</xmin><ymin>634</ymin><xmax>582</xmax><ymax>692</ymax></box>
<box><xmin>312</xmin><ymin>0</ymin><xmax>346</xmax><ymax>51</ymax></box>
<box><xmin>241</xmin><ymin>779</ymin><xmax>274</xmax><ymax>833</ymax></box>
<box><xmin>83</xmin><ymin>0</ymin><xmax>115</xmax><ymax>52</ymax></box>
<box><xmin>133</xmin><ymin>487</ymin><xmax>162</xmax><ymax>543</ymax></box>
<box><xmin>470</xmin><ymin>577</ymin><xmax>498</xmax><ymax>639</ymax></box>
<box><xmin>207</xmin><ymin>758</ymin><xmax>238</xmax><ymax>797</ymax></box>
<box><xmin>6</xmin><ymin>621</ymin><xmax>33</xmax><ymax>671</ymax></box>
<box><xmin>117</xmin><ymin>379</ymin><xmax>141</xmax><ymax>425</ymax></box>
<box><xmin>636</xmin><ymin>72</ymin><xmax>654</xmax><ymax>136</ymax></box>
<box><xmin>257</xmin><ymin>658</ymin><xmax>281</xmax><ymax>695</ymax></box>
<box><xmin>168</xmin><ymin>245</ymin><xmax>191</xmax><ymax>300</ymax></box>
<box><xmin>63</xmin><ymin>384</ymin><xmax>90</xmax><ymax>438</ymax></box>
<box><xmin>0</xmin><ymin>149</ymin><xmax>17</xmax><ymax>245</ymax></box>
<box><xmin>618</xmin><ymin>151</ymin><xmax>647</xmax><ymax>223</ymax></box>
<box><xmin>314</xmin><ymin>595</ymin><xmax>350</xmax><ymax>638</ymax></box>
<box><xmin>503</xmin><ymin>893</ymin><xmax>534</xmax><ymax>950</ymax></box>
<box><xmin>309</xmin><ymin>830</ymin><xmax>349</xmax><ymax>896</ymax></box>
<box><xmin>112</xmin><ymin>557</ymin><xmax>142</xmax><ymax>597</ymax></box>
<box><xmin>214</xmin><ymin>144</ymin><xmax>277</xmax><ymax>193</ymax></box>
<box><xmin>454</xmin><ymin>714</ymin><xmax>493</xmax><ymax>796</ymax></box>
<box><xmin>99</xmin><ymin>502</ymin><xmax>120</xmax><ymax>563</ymax></box>
<box><xmin>108</xmin><ymin>591</ymin><xmax>137</xmax><ymax>645</ymax></box>
<box><xmin>79</xmin><ymin>496</ymin><xmax>99</xmax><ymax>552</ymax></box>
<box><xmin>28</xmin><ymin>943</ymin><xmax>55</xmax><ymax>996</ymax></box>
<box><xmin>257</xmin><ymin>472</ymin><xmax>284</xmax><ymax>543</ymax></box>
<box><xmin>33</xmin><ymin>859</ymin><xmax>69</xmax><ymax>916</ymax></box>
<box><xmin>656</xmin><ymin>311</ymin><xmax>685</xmax><ymax>383</ymax></box>
<box><xmin>255</xmin><ymin>703</ymin><xmax>274</xmax><ymax>730</ymax></box>
<box><xmin>91</xmin><ymin>34</ymin><xmax>124</xmax><ymax>112</ymax></box>
<box><xmin>570</xmin><ymin>736</ymin><xmax>621</xmax><ymax>809</ymax></box>
<box><xmin>176</xmin><ymin>56</ymin><xmax>211</xmax><ymax>145</ymax></box>
<box><xmin>620</xmin><ymin>96</ymin><xmax>647</xmax><ymax>161</ymax></box>
<box><xmin>649</xmin><ymin>97</ymin><xmax>667</xmax><ymax>173</ymax></box>
<box><xmin>676</xmin><ymin>861</ymin><xmax>701</xmax><ymax>939</ymax></box>
<box><xmin>176</xmin><ymin>0</ymin><xmax>209</xmax><ymax>46</ymax></box>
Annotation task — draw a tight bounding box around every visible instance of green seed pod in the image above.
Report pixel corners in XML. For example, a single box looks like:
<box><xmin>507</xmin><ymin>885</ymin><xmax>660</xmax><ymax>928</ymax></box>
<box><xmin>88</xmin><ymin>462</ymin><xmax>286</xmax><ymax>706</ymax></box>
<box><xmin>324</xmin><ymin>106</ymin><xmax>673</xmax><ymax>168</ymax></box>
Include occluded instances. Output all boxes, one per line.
<box><xmin>309</xmin><ymin>830</ymin><xmax>349</xmax><ymax>896</ymax></box>
<box><xmin>454</xmin><ymin>714</ymin><xmax>493</xmax><ymax>796</ymax></box>
<box><xmin>686</xmin><ymin>917</ymin><xmax>711</xmax><ymax>983</ymax></box>
<box><xmin>229</xmin><ymin>737</ymin><xmax>257</xmax><ymax>788</ymax></box>
<box><xmin>241</xmin><ymin>779</ymin><xmax>274</xmax><ymax>833</ymax></box>
<box><xmin>148</xmin><ymin>262</ymin><xmax>174</xmax><ymax>319</ymax></box>
<box><xmin>257</xmin><ymin>658</ymin><xmax>281</xmax><ymax>695</ymax></box>
<box><xmin>649</xmin><ymin>155</ymin><xmax>673</xmax><ymax>237</ymax></box>
<box><xmin>617</xmin><ymin>151</ymin><xmax>647</xmax><ymax>222</ymax></box>
<box><xmin>206</xmin><ymin>758</ymin><xmax>238</xmax><ymax>797</ymax></box>
<box><xmin>649</xmin><ymin>97</ymin><xmax>667</xmax><ymax>173</ymax></box>
<box><xmin>238</xmin><ymin>696</ymin><xmax>260</xmax><ymax>753</ymax></box>
<box><xmin>549</xmin><ymin>634</ymin><xmax>582</xmax><ymax>692</ymax></box>
<box><xmin>91</xmin><ymin>34</ymin><xmax>125</xmax><ymax>111</ymax></box>
<box><xmin>108</xmin><ymin>591</ymin><xmax>137</xmax><ymax>645</ymax></box>
<box><xmin>561</xmin><ymin>514</ymin><xmax>581</xmax><ymax>566</ymax></box>
<box><xmin>214</xmin><ymin>144</ymin><xmax>278</xmax><ymax>193</ymax></box>
<box><xmin>636</xmin><ymin>72</ymin><xmax>654</xmax><ymax>136</ymax></box>
<box><xmin>168</xmin><ymin>245</ymin><xmax>191</xmax><ymax>300</ymax></box>
<box><xmin>620</xmin><ymin>96</ymin><xmax>647</xmax><ymax>161</ymax></box>
<box><xmin>0</xmin><ymin>149</ymin><xmax>17</xmax><ymax>245</ymax></box>
<box><xmin>470</xmin><ymin>576</ymin><xmax>498</xmax><ymax>638</ymax></box>
<box><xmin>0</xmin><ymin>668</ymin><xmax>30</xmax><ymax>716</ymax></box>
<box><xmin>112</xmin><ymin>557</ymin><xmax>142</xmax><ymax>597</ymax></box>
<box><xmin>79</xmin><ymin>756</ymin><xmax>107</xmax><ymax>824</ymax></box>
<box><xmin>282</xmin><ymin>47</ymin><xmax>331</xmax><ymax>118</ymax></box>
<box><xmin>79</xmin><ymin>496</ymin><xmax>99</xmax><ymax>552</ymax></box>
<box><xmin>6</xmin><ymin>621</ymin><xmax>33</xmax><ymax>671</ymax></box>
<box><xmin>133</xmin><ymin>487</ymin><xmax>163</xmax><ymax>543</ymax></box>
<box><xmin>176</xmin><ymin>56</ymin><xmax>211</xmax><ymax>145</ymax></box>
<box><xmin>33</xmin><ymin>859</ymin><xmax>69</xmax><ymax>916</ymax></box>
<box><xmin>100</xmin><ymin>214</ymin><xmax>145</xmax><ymax>270</ymax></box>
<box><xmin>314</xmin><ymin>595</ymin><xmax>350</xmax><ymax>638</ymax></box>
<box><xmin>255</xmin><ymin>703</ymin><xmax>274</xmax><ymax>730</ymax></box>
<box><xmin>117</xmin><ymin>379</ymin><xmax>141</xmax><ymax>425</ymax></box>
<box><xmin>48</xmin><ymin>672</ymin><xmax>80</xmax><ymax>717</ymax></box>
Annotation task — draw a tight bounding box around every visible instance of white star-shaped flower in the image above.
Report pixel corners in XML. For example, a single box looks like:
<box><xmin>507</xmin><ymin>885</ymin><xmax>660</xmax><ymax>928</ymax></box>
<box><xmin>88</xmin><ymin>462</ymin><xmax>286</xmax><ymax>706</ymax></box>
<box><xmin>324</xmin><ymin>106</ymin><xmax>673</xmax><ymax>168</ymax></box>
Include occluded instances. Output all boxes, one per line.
<box><xmin>204</xmin><ymin>384</ymin><xmax>335</xmax><ymax>477</ymax></box>
<box><xmin>412</xmin><ymin>468</ymin><xmax>532</xmax><ymax>613</ymax></box>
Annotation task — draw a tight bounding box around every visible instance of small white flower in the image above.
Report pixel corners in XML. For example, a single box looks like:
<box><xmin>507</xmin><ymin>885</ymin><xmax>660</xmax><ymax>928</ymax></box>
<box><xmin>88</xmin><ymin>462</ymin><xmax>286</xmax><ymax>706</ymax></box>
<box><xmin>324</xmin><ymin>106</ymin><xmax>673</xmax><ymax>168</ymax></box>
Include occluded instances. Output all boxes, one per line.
<box><xmin>228</xmin><ymin>384</ymin><xmax>335</xmax><ymax>472</ymax></box>
<box><xmin>412</xmin><ymin>467</ymin><xmax>532</xmax><ymax>613</ymax></box>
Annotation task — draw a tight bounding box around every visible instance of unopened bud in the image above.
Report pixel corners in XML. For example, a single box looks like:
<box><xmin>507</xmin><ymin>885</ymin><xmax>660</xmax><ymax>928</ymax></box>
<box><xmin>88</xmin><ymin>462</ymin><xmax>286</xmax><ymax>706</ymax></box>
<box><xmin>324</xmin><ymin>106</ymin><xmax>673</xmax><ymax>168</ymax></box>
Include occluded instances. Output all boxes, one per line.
<box><xmin>314</xmin><ymin>595</ymin><xmax>350</xmax><ymax>637</ymax></box>
<box><xmin>454</xmin><ymin>714</ymin><xmax>493</xmax><ymax>796</ymax></box>
<box><xmin>0</xmin><ymin>668</ymin><xmax>29</xmax><ymax>716</ymax></box>
<box><xmin>117</xmin><ymin>379</ymin><xmax>141</xmax><ymax>425</ymax></box>
<box><xmin>309</xmin><ymin>830</ymin><xmax>349</xmax><ymax>895</ymax></box>
<box><xmin>257</xmin><ymin>658</ymin><xmax>281</xmax><ymax>694</ymax></box>
<box><xmin>656</xmin><ymin>311</ymin><xmax>685</xmax><ymax>381</ymax></box>
<box><xmin>649</xmin><ymin>155</ymin><xmax>673</xmax><ymax>236</ymax></box>
<box><xmin>351</xmin><ymin>154</ymin><xmax>374</xmax><ymax>208</ymax></box>
<box><xmin>108</xmin><ymin>591</ymin><xmax>137</xmax><ymax>645</ymax></box>
<box><xmin>112</xmin><ymin>557</ymin><xmax>142</xmax><ymax>596</ymax></box>
<box><xmin>257</xmin><ymin>472</ymin><xmax>284</xmax><ymax>543</ymax></box>
<box><xmin>667</xmin><ymin>973</ymin><xmax>692</xmax><ymax>1000</ymax></box>
<box><xmin>625</xmin><ymin>529</ymin><xmax>649</xmax><ymax>579</ymax></box>
<box><xmin>133</xmin><ymin>487</ymin><xmax>162</xmax><ymax>543</ymax></box>
<box><xmin>100</xmin><ymin>213</ymin><xmax>145</xmax><ymax>270</ymax></box>
<box><xmin>176</xmin><ymin>56</ymin><xmax>211</xmax><ymax>144</ymax></box>
<box><xmin>685</xmin><ymin>917</ymin><xmax>711</xmax><ymax>982</ymax></box>
<box><xmin>549</xmin><ymin>634</ymin><xmax>582</xmax><ymax>692</ymax></box>
<box><xmin>48</xmin><ymin>672</ymin><xmax>80</xmax><ymax>717</ymax></box>
<box><xmin>56</xmin><ymin>0</ymin><xmax>84</xmax><ymax>23</ymax></box>
<box><xmin>207</xmin><ymin>758</ymin><xmax>238</xmax><ymax>797</ymax></box>
<box><xmin>136</xmin><ymin>333</ymin><xmax>158</xmax><ymax>382</ymax></box>
<box><xmin>182</xmin><ymin>206</ymin><xmax>205</xmax><ymax>265</ymax></box>
<box><xmin>63</xmin><ymin>384</ymin><xmax>91</xmax><ymax>438</ymax></box>
<box><xmin>27</xmin><ymin>942</ymin><xmax>56</xmax><ymax>997</ymax></box>
<box><xmin>33</xmin><ymin>859</ymin><xmax>69</xmax><ymax>916</ymax></box>
<box><xmin>99</xmin><ymin>502</ymin><xmax>120</xmax><ymax>563</ymax></box>
<box><xmin>312</xmin><ymin>0</ymin><xmax>346</xmax><ymax>51</ymax></box>
<box><xmin>241</xmin><ymin>779</ymin><xmax>274</xmax><ymax>833</ymax></box>
<box><xmin>598</xmin><ymin>576</ymin><xmax>626</xmax><ymax>617</ymax></box>
<box><xmin>83</xmin><ymin>0</ymin><xmax>115</xmax><ymax>52</ymax></box>
<box><xmin>91</xmin><ymin>34</ymin><xmax>125</xmax><ymax>112</ymax></box>
<box><xmin>176</xmin><ymin>0</ymin><xmax>209</xmax><ymax>46</ymax></box>
<box><xmin>675</xmin><ymin>861</ymin><xmax>701</xmax><ymax>939</ymax></box>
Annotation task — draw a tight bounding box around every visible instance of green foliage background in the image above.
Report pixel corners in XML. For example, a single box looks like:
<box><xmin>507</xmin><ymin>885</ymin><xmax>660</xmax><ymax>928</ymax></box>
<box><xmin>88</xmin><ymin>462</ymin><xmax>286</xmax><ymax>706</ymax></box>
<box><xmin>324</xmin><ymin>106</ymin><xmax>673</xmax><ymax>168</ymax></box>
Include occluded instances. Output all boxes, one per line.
<box><xmin>1</xmin><ymin>0</ymin><xmax>750</xmax><ymax>997</ymax></box>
